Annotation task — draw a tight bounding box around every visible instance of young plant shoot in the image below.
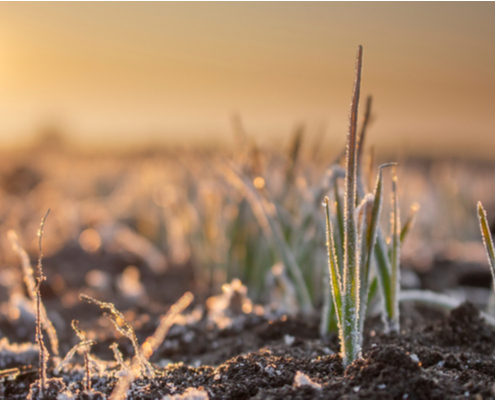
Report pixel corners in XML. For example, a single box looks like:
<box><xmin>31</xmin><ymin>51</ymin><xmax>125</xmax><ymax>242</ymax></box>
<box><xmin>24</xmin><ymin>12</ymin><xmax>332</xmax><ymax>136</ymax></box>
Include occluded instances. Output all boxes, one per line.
<box><xmin>478</xmin><ymin>202</ymin><xmax>495</xmax><ymax>289</ymax></box>
<box><xmin>323</xmin><ymin>46</ymin><xmax>404</xmax><ymax>368</ymax></box>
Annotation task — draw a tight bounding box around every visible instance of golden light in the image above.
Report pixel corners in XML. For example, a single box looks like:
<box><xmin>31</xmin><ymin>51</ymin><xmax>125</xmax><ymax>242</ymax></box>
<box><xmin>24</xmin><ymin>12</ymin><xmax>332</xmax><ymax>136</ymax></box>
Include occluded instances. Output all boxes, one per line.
<box><xmin>253</xmin><ymin>177</ymin><xmax>265</xmax><ymax>189</ymax></box>
<box><xmin>79</xmin><ymin>229</ymin><xmax>101</xmax><ymax>253</ymax></box>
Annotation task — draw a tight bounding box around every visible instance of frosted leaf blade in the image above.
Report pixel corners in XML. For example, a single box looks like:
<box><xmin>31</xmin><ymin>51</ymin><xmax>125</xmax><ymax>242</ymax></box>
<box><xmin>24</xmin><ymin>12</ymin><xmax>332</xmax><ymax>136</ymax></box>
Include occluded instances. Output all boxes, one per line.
<box><xmin>324</xmin><ymin>197</ymin><xmax>343</xmax><ymax>326</ymax></box>
<box><xmin>478</xmin><ymin>202</ymin><xmax>495</xmax><ymax>289</ymax></box>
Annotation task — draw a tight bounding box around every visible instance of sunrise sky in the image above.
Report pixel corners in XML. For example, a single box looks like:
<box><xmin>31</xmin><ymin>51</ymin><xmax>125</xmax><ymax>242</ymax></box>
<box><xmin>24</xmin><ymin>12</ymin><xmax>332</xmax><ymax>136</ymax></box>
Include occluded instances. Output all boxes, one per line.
<box><xmin>0</xmin><ymin>2</ymin><xmax>494</xmax><ymax>156</ymax></box>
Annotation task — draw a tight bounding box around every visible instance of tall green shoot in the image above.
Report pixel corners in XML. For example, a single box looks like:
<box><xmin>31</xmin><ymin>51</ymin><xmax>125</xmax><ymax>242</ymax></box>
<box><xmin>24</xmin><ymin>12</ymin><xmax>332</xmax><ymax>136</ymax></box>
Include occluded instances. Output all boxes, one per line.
<box><xmin>340</xmin><ymin>45</ymin><xmax>362</xmax><ymax>367</ymax></box>
<box><xmin>389</xmin><ymin>167</ymin><xmax>401</xmax><ymax>330</ymax></box>
<box><xmin>323</xmin><ymin>46</ymin><xmax>403</xmax><ymax>368</ymax></box>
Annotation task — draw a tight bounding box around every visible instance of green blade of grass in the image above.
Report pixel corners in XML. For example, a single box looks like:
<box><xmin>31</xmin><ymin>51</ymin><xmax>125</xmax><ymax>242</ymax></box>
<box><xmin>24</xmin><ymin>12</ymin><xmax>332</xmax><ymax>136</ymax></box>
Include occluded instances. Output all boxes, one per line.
<box><xmin>389</xmin><ymin>167</ymin><xmax>401</xmax><ymax>331</ymax></box>
<box><xmin>285</xmin><ymin>125</ymin><xmax>304</xmax><ymax>188</ymax></box>
<box><xmin>333</xmin><ymin>178</ymin><xmax>345</xmax><ymax>276</ymax></box>
<box><xmin>356</xmin><ymin>96</ymin><xmax>373</xmax><ymax>190</ymax></box>
<box><xmin>356</xmin><ymin>163</ymin><xmax>394</xmax><ymax>340</ymax></box>
<box><xmin>356</xmin><ymin>194</ymin><xmax>374</xmax><ymax>340</ymax></box>
<box><xmin>222</xmin><ymin>162</ymin><xmax>314</xmax><ymax>314</ymax></box>
<box><xmin>400</xmin><ymin>202</ymin><xmax>420</xmax><ymax>244</ymax></box>
<box><xmin>367</xmin><ymin>275</ymin><xmax>378</xmax><ymax>307</ymax></box>
<box><xmin>341</xmin><ymin>45</ymin><xmax>363</xmax><ymax>368</ymax></box>
<box><xmin>324</xmin><ymin>197</ymin><xmax>343</xmax><ymax>327</ymax></box>
<box><xmin>374</xmin><ymin>231</ymin><xmax>393</xmax><ymax>321</ymax></box>
<box><xmin>369</xmin><ymin>164</ymin><xmax>397</xmax><ymax>330</ymax></box>
<box><xmin>366</xmin><ymin>146</ymin><xmax>375</xmax><ymax>194</ymax></box>
<box><xmin>478</xmin><ymin>202</ymin><xmax>495</xmax><ymax>290</ymax></box>
<box><xmin>320</xmin><ymin>197</ymin><xmax>340</xmax><ymax>337</ymax></box>
<box><xmin>314</xmin><ymin>165</ymin><xmax>345</xmax><ymax>209</ymax></box>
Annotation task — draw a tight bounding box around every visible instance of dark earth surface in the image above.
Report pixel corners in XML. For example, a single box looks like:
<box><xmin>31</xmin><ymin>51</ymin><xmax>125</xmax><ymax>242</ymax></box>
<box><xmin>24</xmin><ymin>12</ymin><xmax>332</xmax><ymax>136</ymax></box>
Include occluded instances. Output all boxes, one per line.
<box><xmin>1</xmin><ymin>241</ymin><xmax>495</xmax><ymax>399</ymax></box>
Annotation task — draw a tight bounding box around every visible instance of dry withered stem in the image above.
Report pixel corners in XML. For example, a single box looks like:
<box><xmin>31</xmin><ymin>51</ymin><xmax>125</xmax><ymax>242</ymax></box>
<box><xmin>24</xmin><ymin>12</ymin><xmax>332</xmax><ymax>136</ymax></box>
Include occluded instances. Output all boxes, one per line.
<box><xmin>36</xmin><ymin>209</ymin><xmax>51</xmax><ymax>397</ymax></box>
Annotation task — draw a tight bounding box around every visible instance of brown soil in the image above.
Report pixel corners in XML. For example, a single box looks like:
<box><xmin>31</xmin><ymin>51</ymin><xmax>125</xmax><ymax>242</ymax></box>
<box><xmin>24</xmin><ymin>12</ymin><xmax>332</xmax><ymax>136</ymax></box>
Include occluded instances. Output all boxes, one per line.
<box><xmin>2</xmin><ymin>294</ymin><xmax>495</xmax><ymax>399</ymax></box>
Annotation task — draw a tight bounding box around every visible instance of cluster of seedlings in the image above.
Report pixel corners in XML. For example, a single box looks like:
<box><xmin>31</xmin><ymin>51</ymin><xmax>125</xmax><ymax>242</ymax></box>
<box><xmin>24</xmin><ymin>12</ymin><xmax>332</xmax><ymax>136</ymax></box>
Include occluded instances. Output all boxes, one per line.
<box><xmin>1</xmin><ymin>45</ymin><xmax>495</xmax><ymax>398</ymax></box>
<box><xmin>225</xmin><ymin>46</ymin><xmax>495</xmax><ymax>369</ymax></box>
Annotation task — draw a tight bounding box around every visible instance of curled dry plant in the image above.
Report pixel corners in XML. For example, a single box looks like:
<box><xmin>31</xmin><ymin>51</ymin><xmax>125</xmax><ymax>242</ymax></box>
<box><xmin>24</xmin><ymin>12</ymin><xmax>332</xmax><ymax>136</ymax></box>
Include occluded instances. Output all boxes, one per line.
<box><xmin>11</xmin><ymin>210</ymin><xmax>69</xmax><ymax>400</ymax></box>
<box><xmin>80</xmin><ymin>291</ymin><xmax>194</xmax><ymax>399</ymax></box>
<box><xmin>80</xmin><ymin>294</ymin><xmax>155</xmax><ymax>378</ymax></box>
<box><xmin>55</xmin><ymin>321</ymin><xmax>98</xmax><ymax>392</ymax></box>
<box><xmin>8</xmin><ymin>229</ymin><xmax>59</xmax><ymax>360</ymax></box>
<box><xmin>32</xmin><ymin>210</ymin><xmax>52</xmax><ymax>398</ymax></box>
<box><xmin>36</xmin><ymin>210</ymin><xmax>50</xmax><ymax>398</ymax></box>
<box><xmin>109</xmin><ymin>291</ymin><xmax>194</xmax><ymax>400</ymax></box>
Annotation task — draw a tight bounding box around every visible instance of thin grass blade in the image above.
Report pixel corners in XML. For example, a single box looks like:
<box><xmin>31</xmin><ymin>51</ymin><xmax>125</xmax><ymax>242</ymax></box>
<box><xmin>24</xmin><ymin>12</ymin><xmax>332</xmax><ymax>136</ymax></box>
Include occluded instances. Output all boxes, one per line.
<box><xmin>389</xmin><ymin>167</ymin><xmax>401</xmax><ymax>331</ymax></box>
<box><xmin>478</xmin><ymin>202</ymin><xmax>495</xmax><ymax>290</ymax></box>
<box><xmin>370</xmin><ymin>163</ymin><xmax>397</xmax><ymax>330</ymax></box>
<box><xmin>341</xmin><ymin>45</ymin><xmax>363</xmax><ymax>368</ymax></box>
<box><xmin>356</xmin><ymin>194</ymin><xmax>375</xmax><ymax>341</ymax></box>
<box><xmin>333</xmin><ymin>178</ymin><xmax>345</xmax><ymax>275</ymax></box>
<box><xmin>355</xmin><ymin>163</ymin><xmax>393</xmax><ymax>336</ymax></box>
<box><xmin>367</xmin><ymin>276</ymin><xmax>378</xmax><ymax>306</ymax></box>
<box><xmin>8</xmin><ymin>231</ymin><xmax>60</xmax><ymax>358</ymax></box>
<box><xmin>356</xmin><ymin>96</ymin><xmax>373</xmax><ymax>186</ymax></box>
<box><xmin>221</xmin><ymin>162</ymin><xmax>313</xmax><ymax>313</ymax></box>
<box><xmin>400</xmin><ymin>203</ymin><xmax>420</xmax><ymax>244</ymax></box>
<box><xmin>323</xmin><ymin>197</ymin><xmax>343</xmax><ymax>326</ymax></box>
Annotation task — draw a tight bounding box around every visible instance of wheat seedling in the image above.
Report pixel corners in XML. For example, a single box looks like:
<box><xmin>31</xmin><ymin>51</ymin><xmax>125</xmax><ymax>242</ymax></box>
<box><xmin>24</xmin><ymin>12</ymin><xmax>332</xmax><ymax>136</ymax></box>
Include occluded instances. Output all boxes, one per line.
<box><xmin>478</xmin><ymin>202</ymin><xmax>495</xmax><ymax>300</ymax></box>
<box><xmin>221</xmin><ymin>162</ymin><xmax>314</xmax><ymax>314</ymax></box>
<box><xmin>322</xmin><ymin>46</ymin><xmax>407</xmax><ymax>368</ymax></box>
<box><xmin>323</xmin><ymin>46</ymin><xmax>376</xmax><ymax>367</ymax></box>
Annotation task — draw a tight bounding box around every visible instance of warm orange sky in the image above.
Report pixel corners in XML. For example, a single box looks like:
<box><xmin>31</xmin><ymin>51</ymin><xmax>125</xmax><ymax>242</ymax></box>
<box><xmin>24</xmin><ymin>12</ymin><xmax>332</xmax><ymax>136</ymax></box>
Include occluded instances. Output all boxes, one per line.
<box><xmin>0</xmin><ymin>2</ymin><xmax>494</xmax><ymax>156</ymax></box>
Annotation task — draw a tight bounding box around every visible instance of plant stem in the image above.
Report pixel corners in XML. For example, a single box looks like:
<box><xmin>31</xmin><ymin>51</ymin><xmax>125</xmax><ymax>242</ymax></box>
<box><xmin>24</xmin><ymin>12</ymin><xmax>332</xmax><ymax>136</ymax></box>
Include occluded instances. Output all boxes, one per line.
<box><xmin>342</xmin><ymin>45</ymin><xmax>363</xmax><ymax>368</ymax></box>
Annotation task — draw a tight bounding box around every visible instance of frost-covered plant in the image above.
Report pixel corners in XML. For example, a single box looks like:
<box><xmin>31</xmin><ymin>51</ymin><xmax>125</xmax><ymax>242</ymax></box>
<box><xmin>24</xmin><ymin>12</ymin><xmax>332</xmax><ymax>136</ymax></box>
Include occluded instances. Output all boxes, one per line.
<box><xmin>396</xmin><ymin>201</ymin><xmax>495</xmax><ymax>326</ymax></box>
<box><xmin>80</xmin><ymin>294</ymin><xmax>155</xmax><ymax>378</ymax></box>
<box><xmin>31</xmin><ymin>210</ymin><xmax>52</xmax><ymax>398</ymax></box>
<box><xmin>478</xmin><ymin>202</ymin><xmax>495</xmax><ymax>295</ymax></box>
<box><xmin>222</xmin><ymin>163</ymin><xmax>314</xmax><ymax>314</ymax></box>
<box><xmin>322</xmin><ymin>46</ymin><xmax>405</xmax><ymax>368</ymax></box>
<box><xmin>55</xmin><ymin>320</ymin><xmax>99</xmax><ymax>392</ymax></box>
<box><xmin>8</xmin><ymin>228</ymin><xmax>59</xmax><ymax>360</ymax></box>
<box><xmin>110</xmin><ymin>291</ymin><xmax>193</xmax><ymax>400</ymax></box>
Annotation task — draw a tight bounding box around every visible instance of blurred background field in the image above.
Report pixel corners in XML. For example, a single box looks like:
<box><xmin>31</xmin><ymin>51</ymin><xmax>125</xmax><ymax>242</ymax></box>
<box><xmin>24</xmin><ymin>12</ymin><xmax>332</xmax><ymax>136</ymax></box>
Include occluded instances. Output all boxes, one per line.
<box><xmin>0</xmin><ymin>135</ymin><xmax>494</xmax><ymax>303</ymax></box>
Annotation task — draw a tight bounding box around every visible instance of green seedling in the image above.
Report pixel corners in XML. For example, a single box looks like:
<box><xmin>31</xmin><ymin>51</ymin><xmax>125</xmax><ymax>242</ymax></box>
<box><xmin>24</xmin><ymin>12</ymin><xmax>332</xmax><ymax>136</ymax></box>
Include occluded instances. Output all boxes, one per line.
<box><xmin>478</xmin><ymin>202</ymin><xmax>495</xmax><ymax>282</ymax></box>
<box><xmin>322</xmin><ymin>46</ymin><xmax>409</xmax><ymax>368</ymax></box>
<box><xmin>222</xmin><ymin>162</ymin><xmax>314</xmax><ymax>314</ymax></box>
<box><xmin>323</xmin><ymin>46</ymin><xmax>386</xmax><ymax>367</ymax></box>
<box><xmin>478</xmin><ymin>201</ymin><xmax>495</xmax><ymax>315</ymax></box>
<box><xmin>394</xmin><ymin>201</ymin><xmax>495</xmax><ymax>328</ymax></box>
<box><xmin>323</xmin><ymin>163</ymin><xmax>393</xmax><ymax>367</ymax></box>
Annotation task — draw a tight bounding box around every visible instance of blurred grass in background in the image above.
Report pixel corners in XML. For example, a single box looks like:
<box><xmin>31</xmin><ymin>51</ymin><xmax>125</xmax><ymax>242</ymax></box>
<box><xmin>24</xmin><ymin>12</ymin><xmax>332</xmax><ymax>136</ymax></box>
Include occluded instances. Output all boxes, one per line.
<box><xmin>0</xmin><ymin>130</ymin><xmax>494</xmax><ymax>311</ymax></box>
